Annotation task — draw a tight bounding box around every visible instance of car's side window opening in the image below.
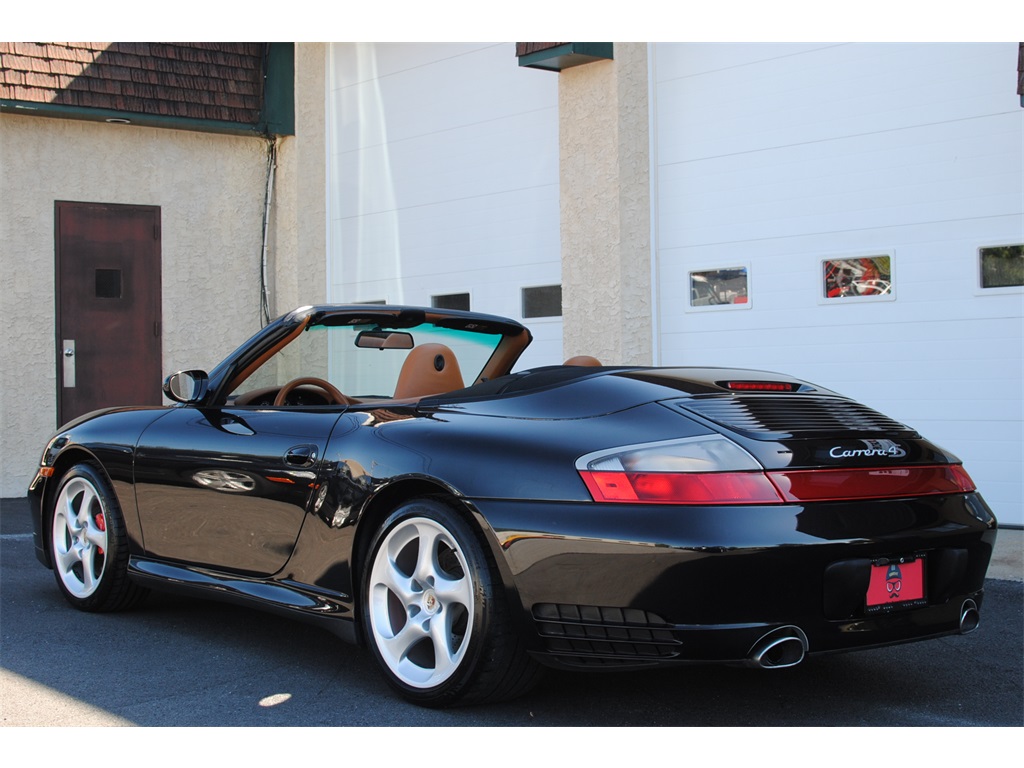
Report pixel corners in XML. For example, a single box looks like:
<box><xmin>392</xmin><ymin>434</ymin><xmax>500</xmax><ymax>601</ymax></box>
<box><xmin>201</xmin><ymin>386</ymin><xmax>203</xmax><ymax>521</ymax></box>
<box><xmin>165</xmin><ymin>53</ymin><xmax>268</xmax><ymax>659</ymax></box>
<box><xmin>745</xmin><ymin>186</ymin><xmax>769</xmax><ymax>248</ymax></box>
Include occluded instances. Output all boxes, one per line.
<box><xmin>228</xmin><ymin>320</ymin><xmax>504</xmax><ymax>406</ymax></box>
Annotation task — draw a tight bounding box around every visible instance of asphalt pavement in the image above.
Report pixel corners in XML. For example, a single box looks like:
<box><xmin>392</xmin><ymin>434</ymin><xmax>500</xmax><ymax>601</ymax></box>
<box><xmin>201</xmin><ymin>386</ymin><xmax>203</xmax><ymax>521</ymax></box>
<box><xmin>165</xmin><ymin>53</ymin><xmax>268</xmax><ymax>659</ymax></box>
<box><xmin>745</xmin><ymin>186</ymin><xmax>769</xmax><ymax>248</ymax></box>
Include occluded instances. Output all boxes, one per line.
<box><xmin>1</xmin><ymin>495</ymin><xmax>1021</xmax><ymax>733</ymax></box>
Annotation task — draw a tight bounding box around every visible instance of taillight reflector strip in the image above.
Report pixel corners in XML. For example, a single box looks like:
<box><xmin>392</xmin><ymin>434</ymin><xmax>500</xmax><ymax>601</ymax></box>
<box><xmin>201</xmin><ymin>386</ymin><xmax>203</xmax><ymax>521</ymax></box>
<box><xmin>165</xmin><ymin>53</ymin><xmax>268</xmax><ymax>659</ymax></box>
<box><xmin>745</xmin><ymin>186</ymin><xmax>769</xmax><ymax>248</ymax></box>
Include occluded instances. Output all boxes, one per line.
<box><xmin>767</xmin><ymin>464</ymin><xmax>976</xmax><ymax>503</ymax></box>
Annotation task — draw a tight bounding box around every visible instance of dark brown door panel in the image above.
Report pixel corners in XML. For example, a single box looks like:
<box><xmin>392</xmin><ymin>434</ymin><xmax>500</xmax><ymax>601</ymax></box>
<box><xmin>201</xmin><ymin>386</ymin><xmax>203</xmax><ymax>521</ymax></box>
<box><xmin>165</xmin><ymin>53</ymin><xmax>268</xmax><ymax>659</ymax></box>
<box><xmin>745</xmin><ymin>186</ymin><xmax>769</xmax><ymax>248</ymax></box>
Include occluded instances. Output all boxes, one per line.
<box><xmin>55</xmin><ymin>201</ymin><xmax>162</xmax><ymax>426</ymax></box>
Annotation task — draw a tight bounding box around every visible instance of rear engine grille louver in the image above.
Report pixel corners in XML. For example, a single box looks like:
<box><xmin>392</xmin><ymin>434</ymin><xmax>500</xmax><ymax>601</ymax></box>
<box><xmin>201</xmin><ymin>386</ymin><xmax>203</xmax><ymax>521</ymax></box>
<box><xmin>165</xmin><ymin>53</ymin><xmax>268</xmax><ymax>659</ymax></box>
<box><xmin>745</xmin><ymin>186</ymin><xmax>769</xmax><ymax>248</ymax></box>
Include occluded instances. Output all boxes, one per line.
<box><xmin>673</xmin><ymin>395</ymin><xmax>919</xmax><ymax>440</ymax></box>
<box><xmin>533</xmin><ymin>603</ymin><xmax>681</xmax><ymax>666</ymax></box>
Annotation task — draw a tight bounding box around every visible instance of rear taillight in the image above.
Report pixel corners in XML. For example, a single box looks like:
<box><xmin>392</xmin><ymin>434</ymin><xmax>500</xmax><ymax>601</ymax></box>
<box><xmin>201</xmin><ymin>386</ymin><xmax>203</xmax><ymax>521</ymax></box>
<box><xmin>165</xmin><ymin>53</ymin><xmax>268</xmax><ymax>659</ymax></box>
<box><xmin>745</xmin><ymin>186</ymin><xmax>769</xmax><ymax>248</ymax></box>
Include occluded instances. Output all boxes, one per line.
<box><xmin>577</xmin><ymin>437</ymin><xmax>977</xmax><ymax>505</ymax></box>
<box><xmin>580</xmin><ymin>469</ymin><xmax>783</xmax><ymax>504</ymax></box>
<box><xmin>577</xmin><ymin>436</ymin><xmax>782</xmax><ymax>505</ymax></box>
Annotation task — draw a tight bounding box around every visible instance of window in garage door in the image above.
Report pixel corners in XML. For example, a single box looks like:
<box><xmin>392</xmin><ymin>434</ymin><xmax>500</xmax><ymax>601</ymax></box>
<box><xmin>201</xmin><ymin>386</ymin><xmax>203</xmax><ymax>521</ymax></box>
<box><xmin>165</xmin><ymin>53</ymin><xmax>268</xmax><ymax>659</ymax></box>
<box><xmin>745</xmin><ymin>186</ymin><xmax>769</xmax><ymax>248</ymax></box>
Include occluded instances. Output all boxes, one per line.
<box><xmin>822</xmin><ymin>254</ymin><xmax>894</xmax><ymax>302</ymax></box>
<box><xmin>432</xmin><ymin>293</ymin><xmax>471</xmax><ymax>311</ymax></box>
<box><xmin>522</xmin><ymin>284</ymin><xmax>562</xmax><ymax>318</ymax></box>
<box><xmin>687</xmin><ymin>267</ymin><xmax>750</xmax><ymax>310</ymax></box>
<box><xmin>979</xmin><ymin>244</ymin><xmax>1023</xmax><ymax>289</ymax></box>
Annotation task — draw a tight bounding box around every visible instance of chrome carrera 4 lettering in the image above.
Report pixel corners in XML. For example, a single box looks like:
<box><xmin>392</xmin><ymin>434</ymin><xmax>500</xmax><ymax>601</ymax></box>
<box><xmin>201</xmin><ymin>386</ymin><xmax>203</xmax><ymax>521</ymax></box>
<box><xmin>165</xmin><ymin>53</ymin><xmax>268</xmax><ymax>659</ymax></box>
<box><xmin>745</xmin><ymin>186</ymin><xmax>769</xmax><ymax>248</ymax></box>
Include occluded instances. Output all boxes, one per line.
<box><xmin>828</xmin><ymin>439</ymin><xmax>908</xmax><ymax>460</ymax></box>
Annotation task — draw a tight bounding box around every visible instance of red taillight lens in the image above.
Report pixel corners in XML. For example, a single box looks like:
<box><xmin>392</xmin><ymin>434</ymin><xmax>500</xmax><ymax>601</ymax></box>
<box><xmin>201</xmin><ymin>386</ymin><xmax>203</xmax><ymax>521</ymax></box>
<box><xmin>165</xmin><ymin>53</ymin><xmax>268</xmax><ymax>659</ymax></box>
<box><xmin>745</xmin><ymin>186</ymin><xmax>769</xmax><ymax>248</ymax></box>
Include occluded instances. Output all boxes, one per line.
<box><xmin>947</xmin><ymin>464</ymin><xmax>977</xmax><ymax>493</ymax></box>
<box><xmin>580</xmin><ymin>470</ymin><xmax>784</xmax><ymax>505</ymax></box>
<box><xmin>767</xmin><ymin>464</ymin><xmax>976</xmax><ymax>503</ymax></box>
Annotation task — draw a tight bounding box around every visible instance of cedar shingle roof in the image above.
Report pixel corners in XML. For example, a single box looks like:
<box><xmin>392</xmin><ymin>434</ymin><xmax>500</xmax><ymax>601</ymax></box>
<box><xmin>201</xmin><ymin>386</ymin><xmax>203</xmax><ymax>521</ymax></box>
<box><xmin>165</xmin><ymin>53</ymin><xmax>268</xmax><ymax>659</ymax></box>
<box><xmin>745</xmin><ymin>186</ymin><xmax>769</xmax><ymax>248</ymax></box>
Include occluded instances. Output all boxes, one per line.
<box><xmin>515</xmin><ymin>43</ymin><xmax>569</xmax><ymax>57</ymax></box>
<box><xmin>0</xmin><ymin>42</ymin><xmax>266</xmax><ymax>124</ymax></box>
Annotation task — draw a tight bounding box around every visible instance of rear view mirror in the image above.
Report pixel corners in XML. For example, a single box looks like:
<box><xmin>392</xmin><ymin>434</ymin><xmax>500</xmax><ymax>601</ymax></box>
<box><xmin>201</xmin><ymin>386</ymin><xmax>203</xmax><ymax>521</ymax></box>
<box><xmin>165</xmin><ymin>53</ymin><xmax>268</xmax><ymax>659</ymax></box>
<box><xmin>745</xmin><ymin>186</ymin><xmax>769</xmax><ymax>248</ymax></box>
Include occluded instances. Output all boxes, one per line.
<box><xmin>356</xmin><ymin>330</ymin><xmax>414</xmax><ymax>350</ymax></box>
<box><xmin>163</xmin><ymin>370</ymin><xmax>210</xmax><ymax>403</ymax></box>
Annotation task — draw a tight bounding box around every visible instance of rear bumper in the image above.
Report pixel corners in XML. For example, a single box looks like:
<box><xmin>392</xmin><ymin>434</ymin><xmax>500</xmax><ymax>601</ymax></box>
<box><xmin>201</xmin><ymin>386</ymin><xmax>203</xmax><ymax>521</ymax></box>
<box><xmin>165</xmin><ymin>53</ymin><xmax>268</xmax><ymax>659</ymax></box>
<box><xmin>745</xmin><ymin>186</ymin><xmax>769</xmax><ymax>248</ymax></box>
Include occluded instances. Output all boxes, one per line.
<box><xmin>473</xmin><ymin>492</ymin><xmax>996</xmax><ymax>669</ymax></box>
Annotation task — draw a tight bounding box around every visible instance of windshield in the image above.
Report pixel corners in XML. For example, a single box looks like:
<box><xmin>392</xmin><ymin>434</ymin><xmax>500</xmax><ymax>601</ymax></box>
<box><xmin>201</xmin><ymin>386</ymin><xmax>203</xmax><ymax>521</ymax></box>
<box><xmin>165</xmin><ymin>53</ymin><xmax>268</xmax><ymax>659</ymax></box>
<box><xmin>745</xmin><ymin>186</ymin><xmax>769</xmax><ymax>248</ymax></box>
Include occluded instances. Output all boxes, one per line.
<box><xmin>229</xmin><ymin>320</ymin><xmax>503</xmax><ymax>404</ymax></box>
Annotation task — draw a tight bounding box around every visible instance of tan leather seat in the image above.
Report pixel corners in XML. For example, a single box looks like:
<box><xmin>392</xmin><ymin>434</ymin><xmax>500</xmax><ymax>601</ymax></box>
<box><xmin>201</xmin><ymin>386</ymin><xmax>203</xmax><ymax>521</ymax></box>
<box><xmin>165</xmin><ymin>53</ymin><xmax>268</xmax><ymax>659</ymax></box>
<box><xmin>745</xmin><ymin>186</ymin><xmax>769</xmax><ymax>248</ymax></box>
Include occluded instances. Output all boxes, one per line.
<box><xmin>563</xmin><ymin>355</ymin><xmax>602</xmax><ymax>367</ymax></box>
<box><xmin>393</xmin><ymin>343</ymin><xmax>465</xmax><ymax>399</ymax></box>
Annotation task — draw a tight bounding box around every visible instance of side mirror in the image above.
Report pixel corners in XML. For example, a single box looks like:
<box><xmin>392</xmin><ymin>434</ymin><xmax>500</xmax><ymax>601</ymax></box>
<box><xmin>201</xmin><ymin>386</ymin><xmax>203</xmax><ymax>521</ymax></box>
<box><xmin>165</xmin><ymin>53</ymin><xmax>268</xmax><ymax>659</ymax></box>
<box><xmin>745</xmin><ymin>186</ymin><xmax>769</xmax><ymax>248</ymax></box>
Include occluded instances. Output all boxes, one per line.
<box><xmin>163</xmin><ymin>370</ymin><xmax>210</xmax><ymax>404</ymax></box>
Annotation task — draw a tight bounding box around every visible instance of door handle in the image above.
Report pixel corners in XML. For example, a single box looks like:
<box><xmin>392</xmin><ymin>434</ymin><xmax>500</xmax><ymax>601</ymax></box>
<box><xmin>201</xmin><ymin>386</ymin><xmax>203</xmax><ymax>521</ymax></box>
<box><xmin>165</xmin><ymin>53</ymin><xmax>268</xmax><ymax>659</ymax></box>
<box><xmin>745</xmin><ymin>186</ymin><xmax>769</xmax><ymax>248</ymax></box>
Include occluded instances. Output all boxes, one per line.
<box><xmin>284</xmin><ymin>445</ymin><xmax>318</xmax><ymax>468</ymax></box>
<box><xmin>62</xmin><ymin>339</ymin><xmax>76</xmax><ymax>387</ymax></box>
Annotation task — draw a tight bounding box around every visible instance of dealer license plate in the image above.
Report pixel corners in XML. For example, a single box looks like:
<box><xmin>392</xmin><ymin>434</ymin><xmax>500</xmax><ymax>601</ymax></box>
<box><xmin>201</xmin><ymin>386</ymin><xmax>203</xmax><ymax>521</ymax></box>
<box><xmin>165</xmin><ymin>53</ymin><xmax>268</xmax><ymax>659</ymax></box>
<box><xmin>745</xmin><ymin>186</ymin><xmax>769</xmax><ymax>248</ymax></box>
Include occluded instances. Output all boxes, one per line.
<box><xmin>865</xmin><ymin>556</ymin><xmax>926</xmax><ymax>614</ymax></box>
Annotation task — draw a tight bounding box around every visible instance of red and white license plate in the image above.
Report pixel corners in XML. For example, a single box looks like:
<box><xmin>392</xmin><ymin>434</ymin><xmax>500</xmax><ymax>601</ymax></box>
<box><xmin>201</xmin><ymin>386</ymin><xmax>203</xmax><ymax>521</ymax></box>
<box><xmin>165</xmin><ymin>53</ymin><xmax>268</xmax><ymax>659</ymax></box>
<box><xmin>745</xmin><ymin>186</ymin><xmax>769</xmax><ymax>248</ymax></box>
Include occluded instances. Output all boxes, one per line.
<box><xmin>865</xmin><ymin>557</ymin><xmax>926</xmax><ymax>613</ymax></box>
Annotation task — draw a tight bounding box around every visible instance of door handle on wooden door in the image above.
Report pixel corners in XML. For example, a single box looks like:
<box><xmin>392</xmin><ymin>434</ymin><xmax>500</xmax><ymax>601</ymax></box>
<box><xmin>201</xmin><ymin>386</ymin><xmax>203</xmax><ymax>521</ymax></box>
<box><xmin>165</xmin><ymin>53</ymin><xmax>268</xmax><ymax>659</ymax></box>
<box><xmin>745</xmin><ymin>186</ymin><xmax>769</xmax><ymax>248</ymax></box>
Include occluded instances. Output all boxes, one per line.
<box><xmin>62</xmin><ymin>340</ymin><xmax>76</xmax><ymax>387</ymax></box>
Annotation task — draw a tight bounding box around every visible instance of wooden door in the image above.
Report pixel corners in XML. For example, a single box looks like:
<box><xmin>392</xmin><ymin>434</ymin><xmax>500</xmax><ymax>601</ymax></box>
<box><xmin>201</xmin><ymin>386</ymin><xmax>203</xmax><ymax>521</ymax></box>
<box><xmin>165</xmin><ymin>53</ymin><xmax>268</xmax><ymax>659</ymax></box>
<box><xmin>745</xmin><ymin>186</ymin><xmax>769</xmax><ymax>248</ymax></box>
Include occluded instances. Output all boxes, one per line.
<box><xmin>55</xmin><ymin>202</ymin><xmax>162</xmax><ymax>426</ymax></box>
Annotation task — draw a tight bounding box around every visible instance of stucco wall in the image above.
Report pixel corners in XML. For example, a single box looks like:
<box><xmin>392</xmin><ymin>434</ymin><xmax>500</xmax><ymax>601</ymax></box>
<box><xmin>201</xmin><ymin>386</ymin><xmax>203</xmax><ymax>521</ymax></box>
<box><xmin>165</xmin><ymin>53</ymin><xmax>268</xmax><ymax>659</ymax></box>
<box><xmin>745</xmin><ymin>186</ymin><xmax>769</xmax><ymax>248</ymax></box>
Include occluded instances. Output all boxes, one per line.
<box><xmin>271</xmin><ymin>43</ymin><xmax>328</xmax><ymax>316</ymax></box>
<box><xmin>0</xmin><ymin>112</ymin><xmax>271</xmax><ymax>496</ymax></box>
<box><xmin>560</xmin><ymin>42</ymin><xmax>652</xmax><ymax>365</ymax></box>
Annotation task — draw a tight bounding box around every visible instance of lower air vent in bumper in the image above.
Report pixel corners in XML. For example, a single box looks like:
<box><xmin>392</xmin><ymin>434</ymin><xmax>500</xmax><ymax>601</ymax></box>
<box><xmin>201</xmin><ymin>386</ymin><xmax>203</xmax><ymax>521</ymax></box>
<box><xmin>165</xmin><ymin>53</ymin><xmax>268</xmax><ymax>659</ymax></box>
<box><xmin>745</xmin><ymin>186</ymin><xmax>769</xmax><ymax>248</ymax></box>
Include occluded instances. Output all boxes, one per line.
<box><xmin>532</xmin><ymin>603</ymin><xmax>682</xmax><ymax>667</ymax></box>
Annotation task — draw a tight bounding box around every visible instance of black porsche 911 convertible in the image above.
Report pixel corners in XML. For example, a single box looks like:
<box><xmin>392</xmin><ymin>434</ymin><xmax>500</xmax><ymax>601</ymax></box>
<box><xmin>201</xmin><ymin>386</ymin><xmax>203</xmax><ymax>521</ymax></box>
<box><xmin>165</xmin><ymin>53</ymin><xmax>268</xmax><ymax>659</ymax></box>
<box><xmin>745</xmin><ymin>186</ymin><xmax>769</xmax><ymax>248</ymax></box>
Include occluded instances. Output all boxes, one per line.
<box><xmin>29</xmin><ymin>304</ymin><xmax>997</xmax><ymax>706</ymax></box>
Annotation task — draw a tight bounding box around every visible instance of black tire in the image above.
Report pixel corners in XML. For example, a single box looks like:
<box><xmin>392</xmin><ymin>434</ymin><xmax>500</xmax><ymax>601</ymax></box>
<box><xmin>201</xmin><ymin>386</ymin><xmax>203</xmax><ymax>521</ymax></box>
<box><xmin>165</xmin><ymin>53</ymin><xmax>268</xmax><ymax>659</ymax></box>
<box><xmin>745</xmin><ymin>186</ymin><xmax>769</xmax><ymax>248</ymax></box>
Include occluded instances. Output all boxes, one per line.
<box><xmin>361</xmin><ymin>497</ymin><xmax>542</xmax><ymax>707</ymax></box>
<box><xmin>49</xmin><ymin>463</ymin><xmax>148</xmax><ymax>612</ymax></box>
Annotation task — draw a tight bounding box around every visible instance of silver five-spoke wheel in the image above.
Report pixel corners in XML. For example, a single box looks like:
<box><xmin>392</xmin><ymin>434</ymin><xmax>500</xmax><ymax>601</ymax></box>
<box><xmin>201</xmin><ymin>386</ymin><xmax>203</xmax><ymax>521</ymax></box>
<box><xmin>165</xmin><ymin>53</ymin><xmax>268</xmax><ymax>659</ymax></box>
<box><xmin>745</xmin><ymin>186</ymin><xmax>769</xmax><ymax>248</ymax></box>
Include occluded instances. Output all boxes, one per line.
<box><xmin>362</xmin><ymin>498</ymin><xmax>542</xmax><ymax>707</ymax></box>
<box><xmin>367</xmin><ymin>516</ymin><xmax>473</xmax><ymax>688</ymax></box>
<box><xmin>48</xmin><ymin>463</ymin><xmax>147</xmax><ymax>612</ymax></box>
<box><xmin>52</xmin><ymin>474</ymin><xmax>109</xmax><ymax>599</ymax></box>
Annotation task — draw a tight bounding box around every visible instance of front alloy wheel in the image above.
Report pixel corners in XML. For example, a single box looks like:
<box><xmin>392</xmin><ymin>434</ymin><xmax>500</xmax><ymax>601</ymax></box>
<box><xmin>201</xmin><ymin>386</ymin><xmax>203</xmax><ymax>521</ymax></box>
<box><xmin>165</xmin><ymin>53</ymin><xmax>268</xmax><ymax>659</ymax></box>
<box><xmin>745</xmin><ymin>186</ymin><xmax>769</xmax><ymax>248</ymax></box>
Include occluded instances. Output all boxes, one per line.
<box><xmin>52</xmin><ymin>473</ymin><xmax>108</xmax><ymax>599</ymax></box>
<box><xmin>49</xmin><ymin>463</ymin><xmax>147</xmax><ymax>612</ymax></box>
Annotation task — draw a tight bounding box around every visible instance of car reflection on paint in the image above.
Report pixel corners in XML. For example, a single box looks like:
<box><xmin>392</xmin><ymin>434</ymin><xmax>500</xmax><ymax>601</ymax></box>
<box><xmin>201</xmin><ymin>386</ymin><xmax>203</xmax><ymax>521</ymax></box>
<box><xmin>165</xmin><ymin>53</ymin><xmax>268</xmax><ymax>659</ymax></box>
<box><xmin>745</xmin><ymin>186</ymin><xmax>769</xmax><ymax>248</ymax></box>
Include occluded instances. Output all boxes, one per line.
<box><xmin>192</xmin><ymin>469</ymin><xmax>258</xmax><ymax>493</ymax></box>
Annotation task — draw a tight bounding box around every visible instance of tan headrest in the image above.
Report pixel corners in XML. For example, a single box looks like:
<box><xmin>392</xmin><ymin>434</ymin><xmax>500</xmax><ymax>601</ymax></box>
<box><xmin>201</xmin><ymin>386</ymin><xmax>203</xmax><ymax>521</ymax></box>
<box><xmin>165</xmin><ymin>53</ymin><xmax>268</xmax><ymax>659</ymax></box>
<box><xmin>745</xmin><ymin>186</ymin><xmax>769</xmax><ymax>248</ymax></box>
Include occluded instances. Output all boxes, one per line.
<box><xmin>563</xmin><ymin>355</ymin><xmax>602</xmax><ymax>367</ymax></box>
<box><xmin>393</xmin><ymin>343</ymin><xmax>465</xmax><ymax>399</ymax></box>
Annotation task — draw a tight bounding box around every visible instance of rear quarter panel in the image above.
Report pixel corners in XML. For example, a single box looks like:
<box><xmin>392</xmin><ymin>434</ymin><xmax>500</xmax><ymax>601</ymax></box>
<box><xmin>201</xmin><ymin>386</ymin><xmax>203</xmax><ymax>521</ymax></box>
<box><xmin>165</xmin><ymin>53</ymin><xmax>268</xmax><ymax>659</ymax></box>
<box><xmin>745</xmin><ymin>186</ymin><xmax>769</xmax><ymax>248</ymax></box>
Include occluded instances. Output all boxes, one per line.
<box><xmin>278</xmin><ymin>400</ymin><xmax>713</xmax><ymax>602</ymax></box>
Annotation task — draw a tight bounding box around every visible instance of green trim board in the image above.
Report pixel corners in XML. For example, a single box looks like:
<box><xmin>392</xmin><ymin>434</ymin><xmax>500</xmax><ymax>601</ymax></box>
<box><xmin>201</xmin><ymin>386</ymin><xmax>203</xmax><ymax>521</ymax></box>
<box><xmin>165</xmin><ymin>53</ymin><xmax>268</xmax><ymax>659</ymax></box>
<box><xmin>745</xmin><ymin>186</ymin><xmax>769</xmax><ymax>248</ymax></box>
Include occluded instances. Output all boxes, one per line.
<box><xmin>0</xmin><ymin>99</ymin><xmax>266</xmax><ymax>136</ymax></box>
<box><xmin>517</xmin><ymin>43</ymin><xmax>613</xmax><ymax>72</ymax></box>
<box><xmin>262</xmin><ymin>43</ymin><xmax>295</xmax><ymax>136</ymax></box>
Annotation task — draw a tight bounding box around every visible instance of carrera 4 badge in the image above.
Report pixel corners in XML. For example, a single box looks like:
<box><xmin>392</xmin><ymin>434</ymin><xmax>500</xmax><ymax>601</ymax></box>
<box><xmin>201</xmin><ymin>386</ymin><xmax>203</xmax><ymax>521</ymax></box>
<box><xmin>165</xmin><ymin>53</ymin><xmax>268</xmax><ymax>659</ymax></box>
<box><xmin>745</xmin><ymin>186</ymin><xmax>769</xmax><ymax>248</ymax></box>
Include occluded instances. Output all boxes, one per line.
<box><xmin>825</xmin><ymin>439</ymin><xmax>908</xmax><ymax>461</ymax></box>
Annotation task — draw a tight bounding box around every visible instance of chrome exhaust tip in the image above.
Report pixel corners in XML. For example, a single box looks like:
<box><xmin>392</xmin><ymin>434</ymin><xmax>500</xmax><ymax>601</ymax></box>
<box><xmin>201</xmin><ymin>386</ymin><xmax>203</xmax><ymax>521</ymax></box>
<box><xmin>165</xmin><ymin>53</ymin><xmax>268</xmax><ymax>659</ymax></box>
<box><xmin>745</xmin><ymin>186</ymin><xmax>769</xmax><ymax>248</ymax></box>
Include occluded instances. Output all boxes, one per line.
<box><xmin>959</xmin><ymin>599</ymin><xmax>980</xmax><ymax>634</ymax></box>
<box><xmin>746</xmin><ymin>626</ymin><xmax>808</xmax><ymax>669</ymax></box>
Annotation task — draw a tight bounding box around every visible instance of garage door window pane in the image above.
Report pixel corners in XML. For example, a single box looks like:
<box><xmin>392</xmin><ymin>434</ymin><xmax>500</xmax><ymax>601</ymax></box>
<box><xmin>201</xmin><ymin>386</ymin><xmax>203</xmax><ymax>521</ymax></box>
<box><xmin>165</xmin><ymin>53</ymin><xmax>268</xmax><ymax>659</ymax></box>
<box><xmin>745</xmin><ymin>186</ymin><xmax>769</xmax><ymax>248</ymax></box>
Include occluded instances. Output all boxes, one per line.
<box><xmin>522</xmin><ymin>285</ymin><xmax>562</xmax><ymax>318</ymax></box>
<box><xmin>980</xmin><ymin>245</ymin><xmax>1023</xmax><ymax>288</ymax></box>
<box><xmin>432</xmin><ymin>293</ymin><xmax>470</xmax><ymax>311</ymax></box>
<box><xmin>689</xmin><ymin>267</ymin><xmax>748</xmax><ymax>307</ymax></box>
<box><xmin>823</xmin><ymin>256</ymin><xmax>892</xmax><ymax>299</ymax></box>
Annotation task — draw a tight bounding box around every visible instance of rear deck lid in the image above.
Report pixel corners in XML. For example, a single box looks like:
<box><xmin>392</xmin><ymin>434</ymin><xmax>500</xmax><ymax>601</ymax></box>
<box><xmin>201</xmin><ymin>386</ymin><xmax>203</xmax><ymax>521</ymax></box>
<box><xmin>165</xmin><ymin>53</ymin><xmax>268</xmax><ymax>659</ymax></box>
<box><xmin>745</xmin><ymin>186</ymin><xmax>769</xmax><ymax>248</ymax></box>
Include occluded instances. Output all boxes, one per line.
<box><xmin>665</xmin><ymin>393</ymin><xmax>920</xmax><ymax>441</ymax></box>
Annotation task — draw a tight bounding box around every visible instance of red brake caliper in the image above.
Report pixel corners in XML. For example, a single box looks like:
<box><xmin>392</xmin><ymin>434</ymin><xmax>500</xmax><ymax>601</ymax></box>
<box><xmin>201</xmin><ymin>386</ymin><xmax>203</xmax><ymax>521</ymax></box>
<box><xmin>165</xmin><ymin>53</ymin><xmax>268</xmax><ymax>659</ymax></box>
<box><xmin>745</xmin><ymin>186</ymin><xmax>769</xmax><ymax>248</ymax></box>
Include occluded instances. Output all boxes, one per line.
<box><xmin>95</xmin><ymin>512</ymin><xmax>106</xmax><ymax>555</ymax></box>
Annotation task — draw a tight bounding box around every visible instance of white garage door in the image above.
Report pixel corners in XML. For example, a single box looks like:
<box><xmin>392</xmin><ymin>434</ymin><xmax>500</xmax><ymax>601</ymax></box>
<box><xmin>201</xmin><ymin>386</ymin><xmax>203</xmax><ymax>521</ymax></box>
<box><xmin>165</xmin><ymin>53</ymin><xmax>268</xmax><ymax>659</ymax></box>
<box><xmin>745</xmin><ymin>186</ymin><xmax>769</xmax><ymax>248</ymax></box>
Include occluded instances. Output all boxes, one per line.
<box><xmin>652</xmin><ymin>43</ymin><xmax>1023</xmax><ymax>525</ymax></box>
<box><xmin>326</xmin><ymin>43</ymin><xmax>562</xmax><ymax>370</ymax></box>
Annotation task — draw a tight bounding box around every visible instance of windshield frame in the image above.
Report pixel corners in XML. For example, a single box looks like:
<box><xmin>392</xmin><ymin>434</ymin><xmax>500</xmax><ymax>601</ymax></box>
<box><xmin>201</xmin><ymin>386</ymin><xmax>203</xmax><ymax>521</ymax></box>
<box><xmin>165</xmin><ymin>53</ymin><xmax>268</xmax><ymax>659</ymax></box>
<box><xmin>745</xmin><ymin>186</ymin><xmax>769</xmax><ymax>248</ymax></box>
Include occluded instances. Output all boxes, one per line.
<box><xmin>210</xmin><ymin>305</ymin><xmax>531</xmax><ymax>408</ymax></box>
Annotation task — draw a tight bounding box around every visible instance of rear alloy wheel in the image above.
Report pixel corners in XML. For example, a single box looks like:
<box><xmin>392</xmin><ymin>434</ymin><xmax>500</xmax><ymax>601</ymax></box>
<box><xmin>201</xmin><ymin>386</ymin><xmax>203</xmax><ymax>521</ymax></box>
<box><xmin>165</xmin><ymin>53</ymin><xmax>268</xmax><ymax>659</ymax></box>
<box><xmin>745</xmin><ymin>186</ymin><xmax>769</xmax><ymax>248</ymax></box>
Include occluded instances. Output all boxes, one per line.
<box><xmin>50</xmin><ymin>463</ymin><xmax>147</xmax><ymax>612</ymax></box>
<box><xmin>362</xmin><ymin>498</ymin><xmax>540</xmax><ymax>706</ymax></box>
